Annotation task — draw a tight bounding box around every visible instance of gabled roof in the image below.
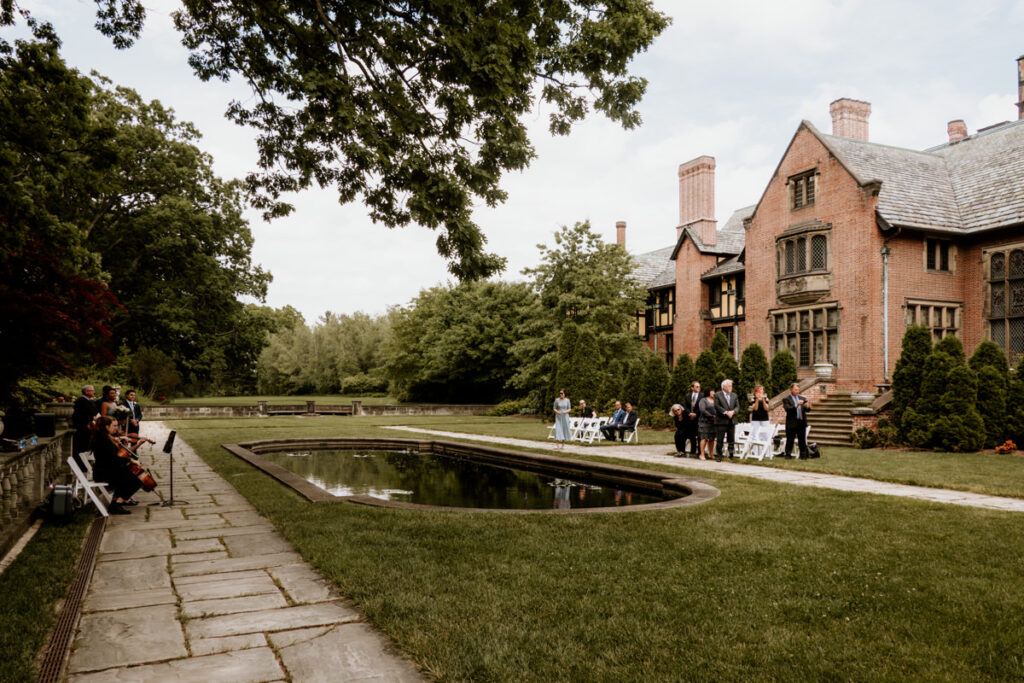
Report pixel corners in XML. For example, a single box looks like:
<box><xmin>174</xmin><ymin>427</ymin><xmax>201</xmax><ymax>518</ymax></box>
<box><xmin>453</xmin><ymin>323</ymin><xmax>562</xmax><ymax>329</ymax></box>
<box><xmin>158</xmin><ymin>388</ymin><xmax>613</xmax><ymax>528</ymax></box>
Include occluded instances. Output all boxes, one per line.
<box><xmin>669</xmin><ymin>205</ymin><xmax>755</xmax><ymax>260</ymax></box>
<box><xmin>700</xmin><ymin>253</ymin><xmax>745</xmax><ymax>281</ymax></box>
<box><xmin>805</xmin><ymin>118</ymin><xmax>1024</xmax><ymax>234</ymax></box>
<box><xmin>631</xmin><ymin>245</ymin><xmax>675</xmax><ymax>289</ymax></box>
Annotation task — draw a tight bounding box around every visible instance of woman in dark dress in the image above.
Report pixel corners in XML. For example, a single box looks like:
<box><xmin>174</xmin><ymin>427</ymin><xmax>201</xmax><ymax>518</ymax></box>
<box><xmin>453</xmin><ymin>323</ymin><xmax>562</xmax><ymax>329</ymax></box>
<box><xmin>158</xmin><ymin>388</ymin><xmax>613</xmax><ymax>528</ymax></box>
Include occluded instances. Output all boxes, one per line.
<box><xmin>670</xmin><ymin>404</ymin><xmax>687</xmax><ymax>457</ymax></box>
<box><xmin>697</xmin><ymin>388</ymin><xmax>717</xmax><ymax>461</ymax></box>
<box><xmin>90</xmin><ymin>416</ymin><xmax>142</xmax><ymax>515</ymax></box>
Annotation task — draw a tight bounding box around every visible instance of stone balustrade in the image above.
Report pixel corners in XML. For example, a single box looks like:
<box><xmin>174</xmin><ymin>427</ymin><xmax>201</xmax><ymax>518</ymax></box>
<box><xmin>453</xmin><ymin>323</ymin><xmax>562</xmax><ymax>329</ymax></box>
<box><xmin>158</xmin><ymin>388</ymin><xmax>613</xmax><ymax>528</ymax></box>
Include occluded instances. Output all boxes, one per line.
<box><xmin>0</xmin><ymin>431</ymin><xmax>72</xmax><ymax>559</ymax></box>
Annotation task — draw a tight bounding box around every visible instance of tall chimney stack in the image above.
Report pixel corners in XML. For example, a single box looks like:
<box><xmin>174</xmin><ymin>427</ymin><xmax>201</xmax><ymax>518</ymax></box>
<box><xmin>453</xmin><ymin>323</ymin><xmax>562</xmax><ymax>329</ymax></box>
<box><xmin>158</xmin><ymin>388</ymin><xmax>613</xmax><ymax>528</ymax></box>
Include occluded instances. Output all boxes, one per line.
<box><xmin>616</xmin><ymin>221</ymin><xmax>626</xmax><ymax>248</ymax></box>
<box><xmin>677</xmin><ymin>155</ymin><xmax>716</xmax><ymax>246</ymax></box>
<box><xmin>1017</xmin><ymin>55</ymin><xmax>1024</xmax><ymax>120</ymax></box>
<box><xmin>829</xmin><ymin>98</ymin><xmax>872</xmax><ymax>141</ymax></box>
<box><xmin>947</xmin><ymin>119</ymin><xmax>968</xmax><ymax>142</ymax></box>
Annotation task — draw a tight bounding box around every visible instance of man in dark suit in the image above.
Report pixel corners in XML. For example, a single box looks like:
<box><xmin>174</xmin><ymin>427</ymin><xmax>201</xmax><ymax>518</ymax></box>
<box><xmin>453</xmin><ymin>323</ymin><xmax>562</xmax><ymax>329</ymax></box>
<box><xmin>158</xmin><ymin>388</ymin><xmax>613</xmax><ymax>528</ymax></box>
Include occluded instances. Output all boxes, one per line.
<box><xmin>71</xmin><ymin>385</ymin><xmax>98</xmax><ymax>467</ymax></box>
<box><xmin>681</xmin><ymin>381</ymin><xmax>702</xmax><ymax>456</ymax></box>
<box><xmin>782</xmin><ymin>383</ymin><xmax>810</xmax><ymax>459</ymax></box>
<box><xmin>121</xmin><ymin>389</ymin><xmax>143</xmax><ymax>435</ymax></box>
<box><xmin>713</xmin><ymin>379</ymin><xmax>739</xmax><ymax>461</ymax></box>
<box><xmin>617</xmin><ymin>402</ymin><xmax>638</xmax><ymax>442</ymax></box>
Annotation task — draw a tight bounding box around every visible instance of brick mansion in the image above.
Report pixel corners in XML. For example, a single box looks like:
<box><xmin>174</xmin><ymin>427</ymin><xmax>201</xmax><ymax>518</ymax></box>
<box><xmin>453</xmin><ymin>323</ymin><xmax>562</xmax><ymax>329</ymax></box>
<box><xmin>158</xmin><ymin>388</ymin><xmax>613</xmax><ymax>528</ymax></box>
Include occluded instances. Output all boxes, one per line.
<box><xmin>628</xmin><ymin>54</ymin><xmax>1024</xmax><ymax>393</ymax></box>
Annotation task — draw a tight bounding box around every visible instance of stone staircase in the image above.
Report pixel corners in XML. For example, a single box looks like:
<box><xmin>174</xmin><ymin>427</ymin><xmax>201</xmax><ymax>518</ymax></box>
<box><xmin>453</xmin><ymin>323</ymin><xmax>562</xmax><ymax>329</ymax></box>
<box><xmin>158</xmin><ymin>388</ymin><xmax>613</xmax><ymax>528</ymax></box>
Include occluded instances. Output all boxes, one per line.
<box><xmin>806</xmin><ymin>391</ymin><xmax>854</xmax><ymax>447</ymax></box>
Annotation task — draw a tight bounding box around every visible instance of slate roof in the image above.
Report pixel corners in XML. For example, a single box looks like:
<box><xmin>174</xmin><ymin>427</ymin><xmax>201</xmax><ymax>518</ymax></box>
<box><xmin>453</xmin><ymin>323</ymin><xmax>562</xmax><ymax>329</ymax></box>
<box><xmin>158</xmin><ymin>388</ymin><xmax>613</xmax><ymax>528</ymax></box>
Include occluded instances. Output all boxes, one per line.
<box><xmin>631</xmin><ymin>245</ymin><xmax>675</xmax><ymax>289</ymax></box>
<box><xmin>700</xmin><ymin>253</ymin><xmax>745</xmax><ymax>281</ymax></box>
<box><xmin>812</xmin><ymin>118</ymin><xmax>1024</xmax><ymax>234</ymax></box>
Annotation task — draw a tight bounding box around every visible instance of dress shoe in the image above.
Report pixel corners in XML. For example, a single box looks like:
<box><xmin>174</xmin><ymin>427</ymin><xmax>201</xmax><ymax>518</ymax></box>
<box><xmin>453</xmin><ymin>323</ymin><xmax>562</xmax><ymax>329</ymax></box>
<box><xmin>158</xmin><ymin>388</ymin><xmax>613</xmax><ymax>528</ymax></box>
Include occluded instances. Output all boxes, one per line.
<box><xmin>108</xmin><ymin>503</ymin><xmax>131</xmax><ymax>515</ymax></box>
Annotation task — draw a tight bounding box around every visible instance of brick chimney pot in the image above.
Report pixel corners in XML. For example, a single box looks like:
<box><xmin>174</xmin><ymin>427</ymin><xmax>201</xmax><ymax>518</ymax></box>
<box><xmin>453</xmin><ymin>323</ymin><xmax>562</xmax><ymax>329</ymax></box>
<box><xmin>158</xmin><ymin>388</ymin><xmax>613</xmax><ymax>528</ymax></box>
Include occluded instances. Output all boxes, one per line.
<box><xmin>616</xmin><ymin>221</ymin><xmax>626</xmax><ymax>248</ymax></box>
<box><xmin>947</xmin><ymin>119</ymin><xmax>968</xmax><ymax>142</ymax></box>
<box><xmin>677</xmin><ymin>155</ymin><xmax>716</xmax><ymax>246</ymax></box>
<box><xmin>830</xmin><ymin>98</ymin><xmax>872</xmax><ymax>141</ymax></box>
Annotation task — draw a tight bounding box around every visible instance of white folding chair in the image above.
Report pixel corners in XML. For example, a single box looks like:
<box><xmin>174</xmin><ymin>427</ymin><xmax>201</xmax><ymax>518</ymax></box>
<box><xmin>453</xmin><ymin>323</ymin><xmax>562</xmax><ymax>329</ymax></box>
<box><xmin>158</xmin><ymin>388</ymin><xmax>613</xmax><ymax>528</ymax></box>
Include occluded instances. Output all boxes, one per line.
<box><xmin>581</xmin><ymin>417</ymin><xmax>608</xmax><ymax>444</ymax></box>
<box><xmin>746</xmin><ymin>423</ymin><xmax>777</xmax><ymax>461</ymax></box>
<box><xmin>734</xmin><ymin>423</ymin><xmax>753</xmax><ymax>459</ymax></box>
<box><xmin>622</xmin><ymin>421</ymin><xmax>640</xmax><ymax>444</ymax></box>
<box><xmin>571</xmin><ymin>417</ymin><xmax>592</xmax><ymax>442</ymax></box>
<box><xmin>770</xmin><ymin>425</ymin><xmax>812</xmax><ymax>459</ymax></box>
<box><xmin>68</xmin><ymin>456</ymin><xmax>111</xmax><ymax>516</ymax></box>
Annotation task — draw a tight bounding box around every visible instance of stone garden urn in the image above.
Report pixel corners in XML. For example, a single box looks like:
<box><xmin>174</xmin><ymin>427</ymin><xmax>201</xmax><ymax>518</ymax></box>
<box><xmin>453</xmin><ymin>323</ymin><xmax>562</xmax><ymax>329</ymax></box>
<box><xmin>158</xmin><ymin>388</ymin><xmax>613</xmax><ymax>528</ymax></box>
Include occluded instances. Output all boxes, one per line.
<box><xmin>813</xmin><ymin>361</ymin><xmax>835</xmax><ymax>380</ymax></box>
<box><xmin>850</xmin><ymin>392</ymin><xmax>875</xmax><ymax>406</ymax></box>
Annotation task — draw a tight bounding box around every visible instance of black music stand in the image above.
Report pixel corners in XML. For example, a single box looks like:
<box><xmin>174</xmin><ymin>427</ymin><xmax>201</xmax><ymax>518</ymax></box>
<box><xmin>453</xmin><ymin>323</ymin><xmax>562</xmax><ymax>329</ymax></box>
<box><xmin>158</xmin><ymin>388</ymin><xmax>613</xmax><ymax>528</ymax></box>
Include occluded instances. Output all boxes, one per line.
<box><xmin>151</xmin><ymin>430</ymin><xmax>189</xmax><ymax>507</ymax></box>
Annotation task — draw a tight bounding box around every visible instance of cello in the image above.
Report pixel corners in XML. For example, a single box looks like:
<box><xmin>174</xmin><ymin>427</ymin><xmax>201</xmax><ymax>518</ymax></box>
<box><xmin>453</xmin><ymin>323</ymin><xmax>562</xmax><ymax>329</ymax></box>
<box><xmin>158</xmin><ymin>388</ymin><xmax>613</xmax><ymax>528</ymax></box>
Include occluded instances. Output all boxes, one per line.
<box><xmin>109</xmin><ymin>429</ymin><xmax>159</xmax><ymax>492</ymax></box>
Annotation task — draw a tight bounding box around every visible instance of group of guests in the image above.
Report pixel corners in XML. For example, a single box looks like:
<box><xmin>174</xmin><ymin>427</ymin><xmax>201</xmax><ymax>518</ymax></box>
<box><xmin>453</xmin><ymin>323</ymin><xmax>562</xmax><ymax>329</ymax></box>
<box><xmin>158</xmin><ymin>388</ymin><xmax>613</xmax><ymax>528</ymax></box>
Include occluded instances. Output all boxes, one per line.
<box><xmin>669</xmin><ymin>380</ymin><xmax>812</xmax><ymax>460</ymax></box>
<box><xmin>70</xmin><ymin>384</ymin><xmax>146</xmax><ymax>514</ymax></box>
<box><xmin>551</xmin><ymin>391</ymin><xmax>638</xmax><ymax>449</ymax></box>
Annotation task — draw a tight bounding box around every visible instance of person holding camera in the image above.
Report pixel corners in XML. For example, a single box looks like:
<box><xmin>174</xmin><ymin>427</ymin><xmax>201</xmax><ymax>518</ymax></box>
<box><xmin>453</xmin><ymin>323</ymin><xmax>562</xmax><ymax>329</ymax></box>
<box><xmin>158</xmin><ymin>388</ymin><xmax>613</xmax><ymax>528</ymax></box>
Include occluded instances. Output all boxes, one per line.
<box><xmin>782</xmin><ymin>383</ymin><xmax>810</xmax><ymax>459</ymax></box>
<box><xmin>749</xmin><ymin>384</ymin><xmax>772</xmax><ymax>443</ymax></box>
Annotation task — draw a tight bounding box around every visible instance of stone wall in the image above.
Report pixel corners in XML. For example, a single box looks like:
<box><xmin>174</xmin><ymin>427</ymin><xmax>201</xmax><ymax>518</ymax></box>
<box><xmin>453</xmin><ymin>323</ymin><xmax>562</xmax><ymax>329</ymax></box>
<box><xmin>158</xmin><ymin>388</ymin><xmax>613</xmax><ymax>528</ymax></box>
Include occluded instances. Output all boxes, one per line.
<box><xmin>48</xmin><ymin>402</ymin><xmax>494</xmax><ymax>421</ymax></box>
<box><xmin>0</xmin><ymin>431</ymin><xmax>72</xmax><ymax>559</ymax></box>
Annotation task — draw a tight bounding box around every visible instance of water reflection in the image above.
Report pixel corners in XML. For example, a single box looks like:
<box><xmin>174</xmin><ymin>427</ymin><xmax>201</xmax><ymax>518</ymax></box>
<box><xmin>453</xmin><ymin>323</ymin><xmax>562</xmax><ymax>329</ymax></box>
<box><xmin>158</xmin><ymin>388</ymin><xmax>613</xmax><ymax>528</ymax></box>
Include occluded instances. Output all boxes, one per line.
<box><xmin>262</xmin><ymin>449</ymin><xmax>663</xmax><ymax>510</ymax></box>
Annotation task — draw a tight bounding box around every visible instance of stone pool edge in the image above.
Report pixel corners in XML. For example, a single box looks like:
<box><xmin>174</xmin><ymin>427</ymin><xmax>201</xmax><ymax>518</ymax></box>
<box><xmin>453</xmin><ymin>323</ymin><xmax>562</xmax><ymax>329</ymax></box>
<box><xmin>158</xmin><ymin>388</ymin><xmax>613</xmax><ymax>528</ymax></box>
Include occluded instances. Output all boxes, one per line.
<box><xmin>221</xmin><ymin>437</ymin><xmax>720</xmax><ymax>514</ymax></box>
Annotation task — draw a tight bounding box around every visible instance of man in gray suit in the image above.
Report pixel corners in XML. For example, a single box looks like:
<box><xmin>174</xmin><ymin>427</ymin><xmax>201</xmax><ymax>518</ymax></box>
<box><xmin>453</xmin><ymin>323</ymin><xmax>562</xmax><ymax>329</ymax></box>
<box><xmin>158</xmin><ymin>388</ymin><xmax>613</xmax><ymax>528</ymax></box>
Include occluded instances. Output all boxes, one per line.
<box><xmin>714</xmin><ymin>379</ymin><xmax>739</xmax><ymax>461</ymax></box>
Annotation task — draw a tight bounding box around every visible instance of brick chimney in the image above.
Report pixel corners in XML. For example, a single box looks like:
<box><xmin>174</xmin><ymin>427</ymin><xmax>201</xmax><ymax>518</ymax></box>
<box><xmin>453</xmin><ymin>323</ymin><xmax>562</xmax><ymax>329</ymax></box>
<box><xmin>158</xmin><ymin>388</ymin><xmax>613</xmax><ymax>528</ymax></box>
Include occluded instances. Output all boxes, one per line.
<box><xmin>616</xmin><ymin>221</ymin><xmax>626</xmax><ymax>248</ymax></box>
<box><xmin>1017</xmin><ymin>55</ymin><xmax>1024</xmax><ymax>120</ymax></box>
<box><xmin>677</xmin><ymin>155</ymin><xmax>716</xmax><ymax>247</ymax></box>
<box><xmin>947</xmin><ymin>119</ymin><xmax>968</xmax><ymax>142</ymax></box>
<box><xmin>829</xmin><ymin>98</ymin><xmax>872</xmax><ymax>141</ymax></box>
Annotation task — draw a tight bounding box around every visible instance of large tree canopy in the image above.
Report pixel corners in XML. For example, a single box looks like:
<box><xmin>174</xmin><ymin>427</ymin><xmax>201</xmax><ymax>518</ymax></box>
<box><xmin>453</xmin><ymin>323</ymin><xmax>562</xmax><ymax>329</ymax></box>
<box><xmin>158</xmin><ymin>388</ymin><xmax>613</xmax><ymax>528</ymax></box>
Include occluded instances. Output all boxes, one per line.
<box><xmin>0</xmin><ymin>26</ymin><xmax>273</xmax><ymax>403</ymax></box>
<box><xmin>5</xmin><ymin>0</ymin><xmax>670</xmax><ymax>279</ymax></box>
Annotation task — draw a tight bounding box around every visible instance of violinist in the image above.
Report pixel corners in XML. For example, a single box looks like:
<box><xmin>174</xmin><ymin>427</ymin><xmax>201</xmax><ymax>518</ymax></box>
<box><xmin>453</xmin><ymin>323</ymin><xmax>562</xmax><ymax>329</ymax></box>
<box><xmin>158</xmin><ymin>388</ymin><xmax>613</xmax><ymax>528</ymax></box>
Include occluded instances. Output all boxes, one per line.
<box><xmin>90</xmin><ymin>416</ymin><xmax>143</xmax><ymax>514</ymax></box>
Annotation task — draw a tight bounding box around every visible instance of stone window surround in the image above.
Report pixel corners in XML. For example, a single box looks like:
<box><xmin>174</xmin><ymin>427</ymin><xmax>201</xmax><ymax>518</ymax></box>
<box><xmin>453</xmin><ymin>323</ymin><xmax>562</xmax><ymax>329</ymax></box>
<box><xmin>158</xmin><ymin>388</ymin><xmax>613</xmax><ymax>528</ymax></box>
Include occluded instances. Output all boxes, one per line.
<box><xmin>788</xmin><ymin>168</ymin><xmax>818</xmax><ymax>211</ymax></box>
<box><xmin>903</xmin><ymin>298</ymin><xmax>962</xmax><ymax>342</ymax></box>
<box><xmin>776</xmin><ymin>222</ymin><xmax>831</xmax><ymax>280</ymax></box>
<box><xmin>769</xmin><ymin>301</ymin><xmax>840</xmax><ymax>368</ymax></box>
<box><xmin>923</xmin><ymin>237</ymin><xmax>955</xmax><ymax>274</ymax></box>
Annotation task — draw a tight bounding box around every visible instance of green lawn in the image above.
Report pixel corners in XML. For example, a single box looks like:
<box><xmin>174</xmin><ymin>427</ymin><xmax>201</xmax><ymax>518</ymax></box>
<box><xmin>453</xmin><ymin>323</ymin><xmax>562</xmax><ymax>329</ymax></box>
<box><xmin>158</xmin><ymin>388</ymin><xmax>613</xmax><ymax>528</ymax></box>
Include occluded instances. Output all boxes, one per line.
<box><xmin>166</xmin><ymin>416</ymin><xmax>1024</xmax><ymax>681</ymax></box>
<box><xmin>387</xmin><ymin>415</ymin><xmax>1024</xmax><ymax>500</ymax></box>
<box><xmin>0</xmin><ymin>512</ymin><xmax>93</xmax><ymax>682</ymax></box>
<box><xmin>163</xmin><ymin>394</ymin><xmax>399</xmax><ymax>406</ymax></box>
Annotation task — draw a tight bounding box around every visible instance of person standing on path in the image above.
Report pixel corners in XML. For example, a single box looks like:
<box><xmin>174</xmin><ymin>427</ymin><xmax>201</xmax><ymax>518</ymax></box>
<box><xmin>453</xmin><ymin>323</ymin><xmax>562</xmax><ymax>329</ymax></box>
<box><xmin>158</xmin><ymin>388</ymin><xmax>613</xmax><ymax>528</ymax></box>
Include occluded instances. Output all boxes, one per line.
<box><xmin>714</xmin><ymin>379</ymin><xmax>739</xmax><ymax>461</ymax></box>
<box><xmin>71</xmin><ymin>384</ymin><xmax>98</xmax><ymax>468</ymax></box>
<box><xmin>681</xmin><ymin>381</ymin><xmax>701</xmax><ymax>456</ymax></box>
<box><xmin>120</xmin><ymin>389</ymin><xmax>142</xmax><ymax>435</ymax></box>
<box><xmin>698</xmin><ymin>389</ymin><xmax>717</xmax><ymax>460</ymax></box>
<box><xmin>553</xmin><ymin>389</ymin><xmax>572</xmax><ymax>450</ymax></box>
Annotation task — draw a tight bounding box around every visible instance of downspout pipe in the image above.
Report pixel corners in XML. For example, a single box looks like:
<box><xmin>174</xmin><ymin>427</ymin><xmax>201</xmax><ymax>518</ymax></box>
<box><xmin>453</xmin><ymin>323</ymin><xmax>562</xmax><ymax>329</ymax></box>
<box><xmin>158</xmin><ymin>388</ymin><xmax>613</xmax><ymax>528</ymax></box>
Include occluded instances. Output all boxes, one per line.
<box><xmin>880</xmin><ymin>246</ymin><xmax>891</xmax><ymax>381</ymax></box>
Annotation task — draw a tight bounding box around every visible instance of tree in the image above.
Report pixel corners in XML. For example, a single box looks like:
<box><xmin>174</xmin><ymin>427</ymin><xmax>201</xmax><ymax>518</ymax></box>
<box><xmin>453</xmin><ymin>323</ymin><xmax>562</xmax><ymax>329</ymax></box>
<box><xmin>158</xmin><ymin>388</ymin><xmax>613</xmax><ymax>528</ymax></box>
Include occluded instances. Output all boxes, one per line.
<box><xmin>620</xmin><ymin>362</ymin><xmax>644</xmax><ymax>407</ymax></box>
<box><xmin>769</xmin><ymin>349</ymin><xmax>797</xmax><ymax>397</ymax></box>
<box><xmin>739</xmin><ymin>343</ymin><xmax>771</xmax><ymax>397</ymax></box>
<box><xmin>511</xmin><ymin>221</ymin><xmax>646</xmax><ymax>408</ymax></box>
<box><xmin>554</xmin><ymin>323</ymin><xmax>580</xmax><ymax>398</ymax></box>
<box><xmin>570</xmin><ymin>328</ymin><xmax>603</xmax><ymax>407</ymax></box>
<box><xmin>694</xmin><ymin>349</ymin><xmax>719</xmax><ymax>394</ymax></box>
<box><xmin>382</xmin><ymin>280</ymin><xmax>535</xmax><ymax>402</ymax></box>
<box><xmin>638</xmin><ymin>352</ymin><xmax>670</xmax><ymax>413</ymax></box>
<box><xmin>663</xmin><ymin>353</ymin><xmax>695</xmax><ymax>409</ymax></box>
<box><xmin>903</xmin><ymin>346</ymin><xmax>985</xmax><ymax>452</ymax></box>
<box><xmin>969</xmin><ymin>340</ymin><xmax>1010</xmax><ymax>448</ymax></box>
<box><xmin>891</xmin><ymin>325</ymin><xmax>932</xmax><ymax>435</ymax></box>
<box><xmin>40</xmin><ymin>0</ymin><xmax>671</xmax><ymax>279</ymax></box>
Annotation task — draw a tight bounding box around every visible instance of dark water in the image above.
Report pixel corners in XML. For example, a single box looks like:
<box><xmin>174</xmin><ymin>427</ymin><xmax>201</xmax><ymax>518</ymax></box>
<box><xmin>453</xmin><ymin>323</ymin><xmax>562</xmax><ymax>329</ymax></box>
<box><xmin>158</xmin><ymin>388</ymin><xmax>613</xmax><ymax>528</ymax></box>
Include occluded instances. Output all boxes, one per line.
<box><xmin>260</xmin><ymin>449</ymin><xmax>666</xmax><ymax>510</ymax></box>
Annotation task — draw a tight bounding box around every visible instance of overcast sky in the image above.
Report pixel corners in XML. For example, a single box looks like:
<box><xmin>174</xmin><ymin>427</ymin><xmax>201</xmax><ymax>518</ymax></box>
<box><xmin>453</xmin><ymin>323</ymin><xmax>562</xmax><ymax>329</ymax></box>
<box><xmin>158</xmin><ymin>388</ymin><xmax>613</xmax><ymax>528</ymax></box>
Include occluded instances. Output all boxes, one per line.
<box><xmin>10</xmin><ymin>1</ymin><xmax>1024</xmax><ymax>323</ymax></box>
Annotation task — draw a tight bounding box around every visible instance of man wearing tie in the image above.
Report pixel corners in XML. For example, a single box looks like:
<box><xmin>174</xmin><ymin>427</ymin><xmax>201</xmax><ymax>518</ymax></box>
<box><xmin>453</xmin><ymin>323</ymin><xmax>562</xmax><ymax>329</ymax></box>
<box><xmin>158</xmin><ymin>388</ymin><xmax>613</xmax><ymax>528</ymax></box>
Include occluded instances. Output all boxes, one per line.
<box><xmin>121</xmin><ymin>389</ymin><xmax>143</xmax><ymax>436</ymax></box>
<box><xmin>713</xmin><ymin>379</ymin><xmax>739</xmax><ymax>461</ymax></box>
<box><xmin>600</xmin><ymin>401</ymin><xmax>625</xmax><ymax>441</ymax></box>
<box><xmin>782</xmin><ymin>383</ymin><xmax>810</xmax><ymax>459</ymax></box>
<box><xmin>681</xmin><ymin>381</ymin><xmax>702</xmax><ymax>457</ymax></box>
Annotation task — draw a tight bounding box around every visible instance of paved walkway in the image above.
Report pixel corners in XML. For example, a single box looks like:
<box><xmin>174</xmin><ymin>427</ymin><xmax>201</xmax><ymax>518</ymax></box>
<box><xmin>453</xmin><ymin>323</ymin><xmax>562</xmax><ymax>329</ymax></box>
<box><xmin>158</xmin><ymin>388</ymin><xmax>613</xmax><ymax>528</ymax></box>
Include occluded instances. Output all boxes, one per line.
<box><xmin>384</xmin><ymin>426</ymin><xmax>1024</xmax><ymax>513</ymax></box>
<box><xmin>67</xmin><ymin>422</ymin><xmax>422</xmax><ymax>683</ymax></box>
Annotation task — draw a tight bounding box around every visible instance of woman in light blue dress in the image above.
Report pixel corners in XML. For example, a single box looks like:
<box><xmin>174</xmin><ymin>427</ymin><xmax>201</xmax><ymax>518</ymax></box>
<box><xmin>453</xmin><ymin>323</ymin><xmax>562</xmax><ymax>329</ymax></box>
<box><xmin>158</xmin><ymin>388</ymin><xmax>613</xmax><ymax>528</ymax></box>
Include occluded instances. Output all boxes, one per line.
<box><xmin>553</xmin><ymin>389</ymin><xmax>572</xmax><ymax>450</ymax></box>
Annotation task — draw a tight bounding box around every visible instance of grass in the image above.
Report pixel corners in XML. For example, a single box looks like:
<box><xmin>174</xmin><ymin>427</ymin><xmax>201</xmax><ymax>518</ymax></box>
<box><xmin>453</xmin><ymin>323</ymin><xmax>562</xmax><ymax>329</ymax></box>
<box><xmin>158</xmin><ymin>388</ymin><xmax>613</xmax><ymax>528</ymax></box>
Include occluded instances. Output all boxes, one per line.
<box><xmin>0</xmin><ymin>512</ymin><xmax>93</xmax><ymax>682</ymax></box>
<box><xmin>385</xmin><ymin>415</ymin><xmax>1024</xmax><ymax>500</ymax></box>
<box><xmin>166</xmin><ymin>415</ymin><xmax>1024</xmax><ymax>681</ymax></box>
<box><xmin>163</xmin><ymin>394</ymin><xmax>400</xmax><ymax>406</ymax></box>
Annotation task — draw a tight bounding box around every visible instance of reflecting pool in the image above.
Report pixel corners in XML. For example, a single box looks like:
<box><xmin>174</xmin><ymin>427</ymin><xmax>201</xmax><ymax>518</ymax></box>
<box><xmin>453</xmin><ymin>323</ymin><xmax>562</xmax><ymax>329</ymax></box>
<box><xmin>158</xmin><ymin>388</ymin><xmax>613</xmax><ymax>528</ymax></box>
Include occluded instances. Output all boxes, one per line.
<box><xmin>260</xmin><ymin>449</ymin><xmax>665</xmax><ymax>510</ymax></box>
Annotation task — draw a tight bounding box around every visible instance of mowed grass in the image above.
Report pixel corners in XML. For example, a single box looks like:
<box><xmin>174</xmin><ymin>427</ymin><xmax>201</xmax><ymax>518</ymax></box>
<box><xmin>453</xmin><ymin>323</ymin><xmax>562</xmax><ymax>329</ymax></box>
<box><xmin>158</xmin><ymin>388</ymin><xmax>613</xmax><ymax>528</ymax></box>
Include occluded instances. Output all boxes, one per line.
<box><xmin>167</xmin><ymin>416</ymin><xmax>1024</xmax><ymax>681</ymax></box>
<box><xmin>164</xmin><ymin>394</ymin><xmax>399</xmax><ymax>406</ymax></box>
<box><xmin>365</xmin><ymin>414</ymin><xmax>1024</xmax><ymax>500</ymax></box>
<box><xmin>0</xmin><ymin>512</ymin><xmax>93</xmax><ymax>682</ymax></box>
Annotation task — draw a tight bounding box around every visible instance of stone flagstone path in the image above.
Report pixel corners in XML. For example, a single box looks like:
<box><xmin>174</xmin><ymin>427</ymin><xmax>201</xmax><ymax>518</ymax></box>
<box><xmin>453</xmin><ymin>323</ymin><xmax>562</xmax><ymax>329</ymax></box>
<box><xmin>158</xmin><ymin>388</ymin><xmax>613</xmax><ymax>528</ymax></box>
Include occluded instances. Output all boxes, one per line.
<box><xmin>67</xmin><ymin>422</ymin><xmax>422</xmax><ymax>683</ymax></box>
<box><xmin>384</xmin><ymin>426</ymin><xmax>1024</xmax><ymax>513</ymax></box>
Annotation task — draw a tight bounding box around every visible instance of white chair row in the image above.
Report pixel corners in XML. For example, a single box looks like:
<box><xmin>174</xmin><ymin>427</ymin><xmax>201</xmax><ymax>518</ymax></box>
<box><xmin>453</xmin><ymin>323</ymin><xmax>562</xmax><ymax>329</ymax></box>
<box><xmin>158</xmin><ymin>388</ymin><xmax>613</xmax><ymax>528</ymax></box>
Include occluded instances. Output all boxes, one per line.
<box><xmin>68</xmin><ymin>451</ymin><xmax>112</xmax><ymax>517</ymax></box>
<box><xmin>733</xmin><ymin>423</ymin><xmax>811</xmax><ymax>460</ymax></box>
<box><xmin>547</xmin><ymin>416</ymin><xmax>639</xmax><ymax>445</ymax></box>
